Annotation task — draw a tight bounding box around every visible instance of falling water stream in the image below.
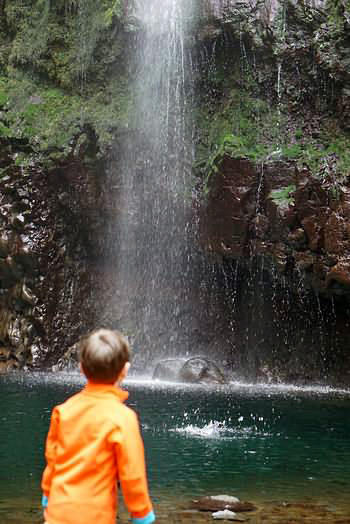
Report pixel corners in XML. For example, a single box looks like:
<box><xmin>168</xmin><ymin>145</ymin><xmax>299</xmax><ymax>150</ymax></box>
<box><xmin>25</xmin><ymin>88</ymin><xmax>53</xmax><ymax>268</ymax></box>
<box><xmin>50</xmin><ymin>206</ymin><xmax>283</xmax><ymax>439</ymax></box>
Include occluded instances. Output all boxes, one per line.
<box><xmin>112</xmin><ymin>0</ymin><xmax>198</xmax><ymax>363</ymax></box>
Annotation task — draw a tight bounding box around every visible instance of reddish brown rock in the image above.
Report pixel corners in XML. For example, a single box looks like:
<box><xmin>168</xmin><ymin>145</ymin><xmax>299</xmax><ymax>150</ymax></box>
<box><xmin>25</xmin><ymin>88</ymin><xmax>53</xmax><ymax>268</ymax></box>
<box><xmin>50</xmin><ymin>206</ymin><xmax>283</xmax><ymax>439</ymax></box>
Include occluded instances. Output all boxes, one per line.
<box><xmin>294</xmin><ymin>251</ymin><xmax>314</xmax><ymax>271</ymax></box>
<box><xmin>326</xmin><ymin>260</ymin><xmax>350</xmax><ymax>288</ymax></box>
<box><xmin>287</xmin><ymin>228</ymin><xmax>307</xmax><ymax>249</ymax></box>
<box><xmin>324</xmin><ymin>212</ymin><xmax>347</xmax><ymax>254</ymax></box>
<box><xmin>301</xmin><ymin>215</ymin><xmax>323</xmax><ymax>252</ymax></box>
<box><xmin>294</xmin><ymin>174</ymin><xmax>329</xmax><ymax>218</ymax></box>
<box><xmin>200</xmin><ymin>156</ymin><xmax>258</xmax><ymax>258</ymax></box>
<box><xmin>272</xmin><ymin>243</ymin><xmax>288</xmax><ymax>273</ymax></box>
<box><xmin>199</xmin><ymin>157</ymin><xmax>350</xmax><ymax>298</ymax></box>
<box><xmin>0</xmin><ymin>136</ymin><xmax>105</xmax><ymax>369</ymax></box>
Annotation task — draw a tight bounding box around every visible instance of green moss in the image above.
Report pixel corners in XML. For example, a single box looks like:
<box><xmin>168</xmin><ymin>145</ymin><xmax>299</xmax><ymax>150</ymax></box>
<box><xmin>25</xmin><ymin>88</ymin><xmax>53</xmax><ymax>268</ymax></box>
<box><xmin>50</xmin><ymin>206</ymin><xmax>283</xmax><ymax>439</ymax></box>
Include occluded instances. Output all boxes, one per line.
<box><xmin>0</xmin><ymin>122</ymin><xmax>12</xmax><ymax>138</ymax></box>
<box><xmin>194</xmin><ymin>3</ymin><xmax>350</xmax><ymax>196</ymax></box>
<box><xmin>195</xmin><ymin>68</ymin><xmax>350</xmax><ymax>190</ymax></box>
<box><xmin>0</xmin><ymin>76</ymin><xmax>7</xmax><ymax>99</ymax></box>
<box><xmin>2</xmin><ymin>0</ymin><xmax>131</xmax><ymax>91</ymax></box>
<box><xmin>323</xmin><ymin>136</ymin><xmax>350</xmax><ymax>174</ymax></box>
<box><xmin>269</xmin><ymin>185</ymin><xmax>296</xmax><ymax>205</ymax></box>
<box><xmin>195</xmin><ymin>48</ymin><xmax>286</xmax><ymax>169</ymax></box>
<box><xmin>290</xmin><ymin>135</ymin><xmax>350</xmax><ymax>175</ymax></box>
<box><xmin>0</xmin><ymin>91</ymin><xmax>9</xmax><ymax>108</ymax></box>
<box><xmin>281</xmin><ymin>144</ymin><xmax>303</xmax><ymax>159</ymax></box>
<box><xmin>0</xmin><ymin>72</ymin><xmax>132</xmax><ymax>162</ymax></box>
<box><xmin>325</xmin><ymin>0</ymin><xmax>350</xmax><ymax>33</ymax></box>
<box><xmin>194</xmin><ymin>73</ymin><xmax>283</xmax><ymax>185</ymax></box>
<box><xmin>0</xmin><ymin>0</ymin><xmax>135</xmax><ymax>169</ymax></box>
<box><xmin>104</xmin><ymin>0</ymin><xmax>124</xmax><ymax>25</ymax></box>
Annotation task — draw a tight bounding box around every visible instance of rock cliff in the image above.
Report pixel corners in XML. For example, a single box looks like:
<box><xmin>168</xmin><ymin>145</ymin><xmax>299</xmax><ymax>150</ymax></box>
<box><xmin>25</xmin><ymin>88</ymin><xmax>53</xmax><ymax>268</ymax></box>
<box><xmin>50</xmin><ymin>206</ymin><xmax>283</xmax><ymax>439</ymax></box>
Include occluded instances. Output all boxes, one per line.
<box><xmin>0</xmin><ymin>0</ymin><xmax>350</xmax><ymax>383</ymax></box>
<box><xmin>200</xmin><ymin>156</ymin><xmax>350</xmax><ymax>298</ymax></box>
<box><xmin>0</xmin><ymin>134</ymin><xmax>107</xmax><ymax>369</ymax></box>
<box><xmin>196</xmin><ymin>0</ymin><xmax>350</xmax><ymax>384</ymax></box>
<box><xmin>0</xmin><ymin>0</ymin><xmax>131</xmax><ymax>368</ymax></box>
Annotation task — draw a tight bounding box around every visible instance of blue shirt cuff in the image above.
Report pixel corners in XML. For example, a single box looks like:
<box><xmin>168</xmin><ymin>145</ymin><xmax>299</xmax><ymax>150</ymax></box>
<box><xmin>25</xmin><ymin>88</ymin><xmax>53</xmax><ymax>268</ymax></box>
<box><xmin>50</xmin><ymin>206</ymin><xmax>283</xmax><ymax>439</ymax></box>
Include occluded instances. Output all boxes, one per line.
<box><xmin>132</xmin><ymin>510</ymin><xmax>155</xmax><ymax>524</ymax></box>
<box><xmin>41</xmin><ymin>494</ymin><xmax>48</xmax><ymax>508</ymax></box>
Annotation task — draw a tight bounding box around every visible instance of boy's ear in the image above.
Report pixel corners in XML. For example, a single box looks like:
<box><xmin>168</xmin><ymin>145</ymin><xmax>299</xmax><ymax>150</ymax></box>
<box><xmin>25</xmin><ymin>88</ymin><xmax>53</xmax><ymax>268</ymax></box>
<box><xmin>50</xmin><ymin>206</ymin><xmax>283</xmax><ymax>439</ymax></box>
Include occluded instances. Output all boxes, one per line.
<box><xmin>118</xmin><ymin>362</ymin><xmax>130</xmax><ymax>383</ymax></box>
<box><xmin>122</xmin><ymin>362</ymin><xmax>130</xmax><ymax>377</ymax></box>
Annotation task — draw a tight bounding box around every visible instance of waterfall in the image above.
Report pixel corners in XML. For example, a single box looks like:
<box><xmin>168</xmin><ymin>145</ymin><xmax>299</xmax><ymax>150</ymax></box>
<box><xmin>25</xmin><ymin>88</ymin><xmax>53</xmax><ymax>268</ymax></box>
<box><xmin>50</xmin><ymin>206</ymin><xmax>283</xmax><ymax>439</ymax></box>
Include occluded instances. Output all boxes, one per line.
<box><xmin>112</xmin><ymin>0</ymin><xmax>197</xmax><ymax>366</ymax></box>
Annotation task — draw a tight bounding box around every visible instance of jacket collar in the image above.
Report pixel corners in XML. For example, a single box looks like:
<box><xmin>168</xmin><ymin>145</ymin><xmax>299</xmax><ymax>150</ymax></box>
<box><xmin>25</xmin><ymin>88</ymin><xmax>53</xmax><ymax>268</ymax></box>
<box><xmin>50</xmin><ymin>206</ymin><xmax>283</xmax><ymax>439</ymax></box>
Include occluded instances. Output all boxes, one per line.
<box><xmin>83</xmin><ymin>381</ymin><xmax>129</xmax><ymax>402</ymax></box>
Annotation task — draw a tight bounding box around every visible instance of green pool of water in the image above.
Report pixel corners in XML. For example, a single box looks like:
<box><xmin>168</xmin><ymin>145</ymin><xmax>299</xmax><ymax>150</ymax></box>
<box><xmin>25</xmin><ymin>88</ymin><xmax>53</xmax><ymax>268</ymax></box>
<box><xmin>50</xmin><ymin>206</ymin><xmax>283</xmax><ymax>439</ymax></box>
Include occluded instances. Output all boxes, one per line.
<box><xmin>1</xmin><ymin>372</ymin><xmax>350</xmax><ymax>521</ymax></box>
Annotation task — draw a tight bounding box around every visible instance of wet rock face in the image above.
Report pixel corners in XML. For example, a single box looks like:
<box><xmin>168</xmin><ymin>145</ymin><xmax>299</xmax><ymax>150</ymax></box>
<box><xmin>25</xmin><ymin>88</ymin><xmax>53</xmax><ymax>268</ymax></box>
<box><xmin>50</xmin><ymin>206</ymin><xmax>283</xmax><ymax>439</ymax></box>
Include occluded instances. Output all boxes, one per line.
<box><xmin>199</xmin><ymin>156</ymin><xmax>350</xmax><ymax>385</ymax></box>
<box><xmin>200</xmin><ymin>0</ymin><xmax>350</xmax><ymax>135</ymax></box>
<box><xmin>200</xmin><ymin>156</ymin><xmax>350</xmax><ymax>298</ymax></box>
<box><xmin>0</xmin><ymin>138</ymin><xmax>108</xmax><ymax>370</ymax></box>
<box><xmin>208</xmin><ymin>0</ymin><xmax>327</xmax><ymax>24</ymax></box>
<box><xmin>193</xmin><ymin>0</ymin><xmax>350</xmax><ymax>385</ymax></box>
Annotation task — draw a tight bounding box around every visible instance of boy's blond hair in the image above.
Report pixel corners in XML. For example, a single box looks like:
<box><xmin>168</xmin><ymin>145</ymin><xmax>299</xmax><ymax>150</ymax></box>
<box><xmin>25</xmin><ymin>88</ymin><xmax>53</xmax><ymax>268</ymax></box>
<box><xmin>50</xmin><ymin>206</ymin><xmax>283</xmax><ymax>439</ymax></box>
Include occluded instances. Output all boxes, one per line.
<box><xmin>79</xmin><ymin>328</ymin><xmax>130</xmax><ymax>384</ymax></box>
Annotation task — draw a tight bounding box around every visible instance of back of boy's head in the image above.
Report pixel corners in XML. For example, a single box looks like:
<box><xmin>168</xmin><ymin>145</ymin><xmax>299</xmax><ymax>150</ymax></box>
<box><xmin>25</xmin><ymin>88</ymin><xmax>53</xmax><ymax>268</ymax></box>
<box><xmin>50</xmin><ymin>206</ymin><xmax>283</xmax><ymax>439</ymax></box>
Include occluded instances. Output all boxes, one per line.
<box><xmin>79</xmin><ymin>328</ymin><xmax>130</xmax><ymax>384</ymax></box>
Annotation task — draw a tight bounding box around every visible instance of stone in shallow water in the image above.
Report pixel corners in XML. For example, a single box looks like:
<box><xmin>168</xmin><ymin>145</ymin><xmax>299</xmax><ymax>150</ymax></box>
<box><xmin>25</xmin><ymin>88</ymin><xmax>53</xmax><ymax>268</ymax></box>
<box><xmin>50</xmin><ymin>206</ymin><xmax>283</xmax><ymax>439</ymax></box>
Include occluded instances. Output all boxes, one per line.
<box><xmin>209</xmin><ymin>495</ymin><xmax>240</xmax><ymax>504</ymax></box>
<box><xmin>212</xmin><ymin>509</ymin><xmax>246</xmax><ymax>521</ymax></box>
<box><xmin>191</xmin><ymin>495</ymin><xmax>256</xmax><ymax>512</ymax></box>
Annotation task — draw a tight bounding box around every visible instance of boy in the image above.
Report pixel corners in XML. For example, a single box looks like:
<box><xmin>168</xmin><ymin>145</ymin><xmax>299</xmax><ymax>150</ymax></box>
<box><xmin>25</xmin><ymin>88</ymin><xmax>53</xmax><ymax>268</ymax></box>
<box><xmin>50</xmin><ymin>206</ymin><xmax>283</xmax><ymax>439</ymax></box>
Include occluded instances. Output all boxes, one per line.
<box><xmin>41</xmin><ymin>328</ymin><xmax>155</xmax><ymax>524</ymax></box>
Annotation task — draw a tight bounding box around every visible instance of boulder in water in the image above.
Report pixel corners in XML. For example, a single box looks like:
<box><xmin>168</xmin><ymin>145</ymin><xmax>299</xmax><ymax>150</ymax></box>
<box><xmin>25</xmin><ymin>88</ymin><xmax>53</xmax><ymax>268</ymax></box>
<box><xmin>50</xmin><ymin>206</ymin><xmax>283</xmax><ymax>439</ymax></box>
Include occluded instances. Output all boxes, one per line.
<box><xmin>153</xmin><ymin>357</ymin><xmax>227</xmax><ymax>384</ymax></box>
<box><xmin>152</xmin><ymin>358</ymin><xmax>186</xmax><ymax>382</ymax></box>
<box><xmin>179</xmin><ymin>357</ymin><xmax>226</xmax><ymax>384</ymax></box>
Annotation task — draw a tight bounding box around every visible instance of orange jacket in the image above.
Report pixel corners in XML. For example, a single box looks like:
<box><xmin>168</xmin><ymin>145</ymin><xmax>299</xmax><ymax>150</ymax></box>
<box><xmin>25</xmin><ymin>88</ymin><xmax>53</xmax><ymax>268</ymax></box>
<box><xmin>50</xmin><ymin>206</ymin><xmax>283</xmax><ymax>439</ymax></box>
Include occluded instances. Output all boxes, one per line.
<box><xmin>41</xmin><ymin>382</ymin><xmax>154</xmax><ymax>524</ymax></box>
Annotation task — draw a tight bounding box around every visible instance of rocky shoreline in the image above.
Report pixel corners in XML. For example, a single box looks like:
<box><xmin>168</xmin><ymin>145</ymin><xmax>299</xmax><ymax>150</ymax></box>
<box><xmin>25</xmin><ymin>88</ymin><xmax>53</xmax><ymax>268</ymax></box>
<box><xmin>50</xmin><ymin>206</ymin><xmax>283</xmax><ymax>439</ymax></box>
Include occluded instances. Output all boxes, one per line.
<box><xmin>4</xmin><ymin>493</ymin><xmax>350</xmax><ymax>524</ymax></box>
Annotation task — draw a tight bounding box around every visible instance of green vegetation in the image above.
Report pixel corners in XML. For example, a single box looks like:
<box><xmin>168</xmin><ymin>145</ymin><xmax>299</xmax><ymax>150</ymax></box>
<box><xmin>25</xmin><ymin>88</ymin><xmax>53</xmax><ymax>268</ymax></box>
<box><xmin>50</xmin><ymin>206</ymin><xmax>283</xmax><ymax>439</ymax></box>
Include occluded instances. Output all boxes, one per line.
<box><xmin>1</xmin><ymin>0</ymin><xmax>349</xmax><ymax>185</ymax></box>
<box><xmin>269</xmin><ymin>185</ymin><xmax>296</xmax><ymax>206</ymax></box>
<box><xmin>195</xmin><ymin>69</ymin><xmax>350</xmax><ymax>190</ymax></box>
<box><xmin>2</xmin><ymin>0</ymin><xmax>132</xmax><ymax>90</ymax></box>
<box><xmin>279</xmin><ymin>135</ymin><xmax>350</xmax><ymax>176</ymax></box>
<box><xmin>194</xmin><ymin>81</ymin><xmax>276</xmax><ymax>178</ymax></box>
<box><xmin>325</xmin><ymin>0</ymin><xmax>350</xmax><ymax>33</ymax></box>
<box><xmin>294</xmin><ymin>128</ymin><xmax>303</xmax><ymax>139</ymax></box>
<box><xmin>0</xmin><ymin>0</ymin><xmax>134</xmax><ymax>166</ymax></box>
<box><xmin>0</xmin><ymin>72</ymin><xmax>132</xmax><ymax>165</ymax></box>
<box><xmin>193</xmin><ymin>0</ymin><xmax>350</xmax><ymax>197</ymax></box>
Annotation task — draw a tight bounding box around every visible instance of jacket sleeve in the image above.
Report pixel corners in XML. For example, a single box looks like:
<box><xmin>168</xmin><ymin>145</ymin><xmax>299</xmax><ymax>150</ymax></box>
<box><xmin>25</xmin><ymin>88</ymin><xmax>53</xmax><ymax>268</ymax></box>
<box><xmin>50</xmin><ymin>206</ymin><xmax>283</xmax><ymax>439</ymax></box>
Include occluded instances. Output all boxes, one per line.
<box><xmin>109</xmin><ymin>409</ymin><xmax>154</xmax><ymax>521</ymax></box>
<box><xmin>41</xmin><ymin>406</ymin><xmax>60</xmax><ymax>497</ymax></box>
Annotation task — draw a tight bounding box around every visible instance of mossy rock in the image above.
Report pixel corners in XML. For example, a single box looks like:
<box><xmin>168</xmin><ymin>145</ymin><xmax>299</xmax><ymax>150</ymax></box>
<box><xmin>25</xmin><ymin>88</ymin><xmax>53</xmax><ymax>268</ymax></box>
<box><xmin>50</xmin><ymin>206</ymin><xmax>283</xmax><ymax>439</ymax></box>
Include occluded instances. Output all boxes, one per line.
<box><xmin>0</xmin><ymin>72</ymin><xmax>132</xmax><ymax>163</ymax></box>
<box><xmin>268</xmin><ymin>185</ymin><xmax>296</xmax><ymax>206</ymax></box>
